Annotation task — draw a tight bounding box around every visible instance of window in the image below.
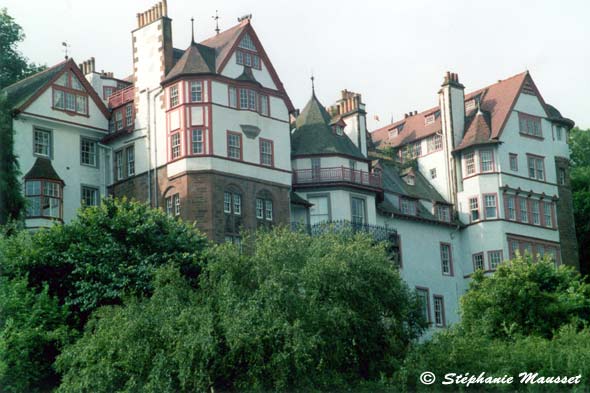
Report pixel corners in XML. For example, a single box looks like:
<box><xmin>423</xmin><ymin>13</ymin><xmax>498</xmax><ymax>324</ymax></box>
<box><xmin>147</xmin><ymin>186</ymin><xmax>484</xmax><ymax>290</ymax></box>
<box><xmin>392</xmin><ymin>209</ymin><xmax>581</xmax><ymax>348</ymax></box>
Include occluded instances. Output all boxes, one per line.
<box><xmin>228</xmin><ymin>86</ymin><xmax>237</xmax><ymax>108</ymax></box>
<box><xmin>531</xmin><ymin>200</ymin><xmax>540</xmax><ymax>225</ymax></box>
<box><xmin>480</xmin><ymin>150</ymin><xmax>493</xmax><ymax>172</ymax></box>
<box><xmin>53</xmin><ymin>90</ymin><xmax>64</xmax><ymax>109</ymax></box>
<box><xmin>388</xmin><ymin>129</ymin><xmax>397</xmax><ymax>139</ymax></box>
<box><xmin>115</xmin><ymin>150</ymin><xmax>123</xmax><ymax>180</ymax></box>
<box><xmin>65</xmin><ymin>92</ymin><xmax>76</xmax><ymax>111</ymax></box>
<box><xmin>543</xmin><ymin>203</ymin><xmax>553</xmax><ymax>228</ymax></box>
<box><xmin>259</xmin><ymin>95</ymin><xmax>269</xmax><ymax>116</ymax></box>
<box><xmin>227</xmin><ymin>132</ymin><xmax>242</xmax><ymax>160</ymax></box>
<box><xmin>190</xmin><ymin>81</ymin><xmax>203</xmax><ymax>102</ymax></box>
<box><xmin>519</xmin><ymin>198</ymin><xmax>529</xmax><ymax>223</ymax></box>
<box><xmin>519</xmin><ymin>113</ymin><xmax>542</xmax><ymax>137</ymax></box>
<box><xmin>169</xmin><ymin>85</ymin><xmax>179</xmax><ymax>107</ymax></box>
<box><xmin>174</xmin><ymin>194</ymin><xmax>180</xmax><ymax>216</ymax></box>
<box><xmin>236</xmin><ymin>49</ymin><xmax>261</xmax><ymax>70</ymax></box>
<box><xmin>430</xmin><ymin>168</ymin><xmax>437</xmax><ymax>179</ymax></box>
<box><xmin>70</xmin><ymin>75</ymin><xmax>83</xmax><ymax>90</ymax></box>
<box><xmin>52</xmin><ymin>72</ymin><xmax>88</xmax><ymax>115</ymax></box>
<box><xmin>433</xmin><ymin>296</ymin><xmax>445</xmax><ymax>327</ymax></box>
<box><xmin>334</xmin><ymin>126</ymin><xmax>343</xmax><ymax>136</ymax></box>
<box><xmin>351</xmin><ymin>197</ymin><xmax>366</xmax><ymax>225</ymax></box>
<box><xmin>224</xmin><ymin>192</ymin><xmax>232</xmax><ymax>214</ymax></box>
<box><xmin>115</xmin><ymin>111</ymin><xmax>123</xmax><ymax>131</ymax></box>
<box><xmin>34</xmin><ymin>128</ymin><xmax>51</xmax><ymax>158</ymax></box>
<box><xmin>171</xmin><ymin>133</ymin><xmax>181</xmax><ymax>159</ymax></box>
<box><xmin>311</xmin><ymin>158</ymin><xmax>321</xmax><ymax>180</ymax></box>
<box><xmin>484</xmin><ymin>194</ymin><xmax>497</xmax><ymax>219</ymax></box>
<box><xmin>76</xmin><ymin>95</ymin><xmax>87</xmax><ymax>115</ymax></box>
<box><xmin>233</xmin><ymin>193</ymin><xmax>241</xmax><ymax>215</ymax></box>
<box><xmin>509</xmin><ymin>153</ymin><xmax>518</xmax><ymax>171</ymax></box>
<box><xmin>125</xmin><ymin>104</ymin><xmax>133</xmax><ymax>127</ymax></box>
<box><xmin>239</xmin><ymin>34</ymin><xmax>257</xmax><ymax>51</ymax></box>
<box><xmin>248</xmin><ymin>89</ymin><xmax>257</xmax><ymax>110</ymax></box>
<box><xmin>256</xmin><ymin>198</ymin><xmax>264</xmax><ymax>219</ymax></box>
<box><xmin>469</xmin><ymin>197</ymin><xmax>479</xmax><ymax>221</ymax></box>
<box><xmin>349</xmin><ymin>160</ymin><xmax>357</xmax><ymax>170</ymax></box>
<box><xmin>166</xmin><ymin>195</ymin><xmax>173</xmax><ymax>215</ymax></box>
<box><xmin>254</xmin><ymin>196</ymin><xmax>273</xmax><ymax>221</ymax></box>
<box><xmin>416</xmin><ymin>288</ymin><xmax>430</xmax><ymax>323</ymax></box>
<box><xmin>436</xmin><ymin>205</ymin><xmax>451</xmax><ymax>222</ymax></box>
<box><xmin>260</xmin><ymin>139</ymin><xmax>273</xmax><ymax>166</ymax></box>
<box><xmin>25</xmin><ymin>180</ymin><xmax>62</xmax><ymax>219</ymax></box>
<box><xmin>192</xmin><ymin>129</ymin><xmax>204</xmax><ymax>154</ymax></box>
<box><xmin>558</xmin><ymin>168</ymin><xmax>566</xmax><ymax>185</ymax></box>
<box><xmin>425</xmin><ymin>114</ymin><xmax>435</xmax><ymax>125</ymax></box>
<box><xmin>265</xmin><ymin>199</ymin><xmax>273</xmax><ymax>221</ymax></box>
<box><xmin>237</xmin><ymin>88</ymin><xmax>248</xmax><ymax>109</ymax></box>
<box><xmin>403</xmin><ymin>175</ymin><xmax>415</xmax><ymax>186</ymax></box>
<box><xmin>126</xmin><ymin>146</ymin><xmax>135</xmax><ymax>176</ymax></box>
<box><xmin>465</xmin><ymin>99</ymin><xmax>476</xmax><ymax>111</ymax></box>
<box><xmin>103</xmin><ymin>86</ymin><xmax>115</xmax><ymax>99</ymax></box>
<box><xmin>81</xmin><ymin>186</ymin><xmax>99</xmax><ymax>206</ymax></box>
<box><xmin>309</xmin><ymin>195</ymin><xmax>330</xmax><ymax>225</ymax></box>
<box><xmin>465</xmin><ymin>152</ymin><xmax>475</xmax><ymax>175</ymax></box>
<box><xmin>473</xmin><ymin>253</ymin><xmax>485</xmax><ymax>271</ymax></box>
<box><xmin>556</xmin><ymin>126</ymin><xmax>563</xmax><ymax>141</ymax></box>
<box><xmin>488</xmin><ymin>250</ymin><xmax>503</xmax><ymax>270</ymax></box>
<box><xmin>80</xmin><ymin>138</ymin><xmax>97</xmax><ymax>166</ymax></box>
<box><xmin>527</xmin><ymin>155</ymin><xmax>545</xmax><ymax>181</ymax></box>
<box><xmin>400</xmin><ymin>198</ymin><xmax>417</xmax><ymax>216</ymax></box>
<box><xmin>440</xmin><ymin>243</ymin><xmax>453</xmax><ymax>275</ymax></box>
<box><xmin>507</xmin><ymin>196</ymin><xmax>517</xmax><ymax>220</ymax></box>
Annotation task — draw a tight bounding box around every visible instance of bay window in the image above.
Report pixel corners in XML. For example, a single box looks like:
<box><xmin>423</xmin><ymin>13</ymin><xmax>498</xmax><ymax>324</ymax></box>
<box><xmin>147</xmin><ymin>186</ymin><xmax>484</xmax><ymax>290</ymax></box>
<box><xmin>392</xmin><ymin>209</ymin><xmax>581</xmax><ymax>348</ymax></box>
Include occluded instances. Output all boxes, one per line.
<box><xmin>25</xmin><ymin>180</ymin><xmax>62</xmax><ymax>219</ymax></box>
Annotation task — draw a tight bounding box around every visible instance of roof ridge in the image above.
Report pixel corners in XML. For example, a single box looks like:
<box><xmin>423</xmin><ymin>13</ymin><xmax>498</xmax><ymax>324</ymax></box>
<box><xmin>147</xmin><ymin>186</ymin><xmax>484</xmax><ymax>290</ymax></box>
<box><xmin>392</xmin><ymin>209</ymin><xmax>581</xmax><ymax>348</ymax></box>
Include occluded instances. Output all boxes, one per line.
<box><xmin>2</xmin><ymin>59</ymin><xmax>68</xmax><ymax>92</ymax></box>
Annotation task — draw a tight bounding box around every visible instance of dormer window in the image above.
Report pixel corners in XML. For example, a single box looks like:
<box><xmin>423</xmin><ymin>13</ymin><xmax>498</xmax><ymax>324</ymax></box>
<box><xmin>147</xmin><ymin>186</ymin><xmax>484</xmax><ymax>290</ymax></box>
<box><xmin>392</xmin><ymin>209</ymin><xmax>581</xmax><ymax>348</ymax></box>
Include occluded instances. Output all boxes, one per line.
<box><xmin>465</xmin><ymin>99</ymin><xmax>476</xmax><ymax>111</ymax></box>
<box><xmin>425</xmin><ymin>113</ymin><xmax>435</xmax><ymax>125</ymax></box>
<box><xmin>238</xmin><ymin>34</ymin><xmax>257</xmax><ymax>51</ymax></box>
<box><xmin>403</xmin><ymin>174</ymin><xmax>415</xmax><ymax>186</ymax></box>
<box><xmin>334</xmin><ymin>125</ymin><xmax>343</xmax><ymax>136</ymax></box>
<box><xmin>388</xmin><ymin>128</ymin><xmax>398</xmax><ymax>139</ymax></box>
<box><xmin>52</xmin><ymin>70</ymin><xmax>88</xmax><ymax>116</ymax></box>
<box><xmin>236</xmin><ymin>34</ymin><xmax>261</xmax><ymax>70</ymax></box>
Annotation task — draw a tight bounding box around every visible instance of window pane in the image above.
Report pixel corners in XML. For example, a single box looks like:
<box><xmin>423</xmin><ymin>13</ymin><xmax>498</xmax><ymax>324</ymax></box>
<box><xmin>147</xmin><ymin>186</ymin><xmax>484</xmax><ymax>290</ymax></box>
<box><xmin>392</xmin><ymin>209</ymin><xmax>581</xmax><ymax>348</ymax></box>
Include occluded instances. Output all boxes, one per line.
<box><xmin>233</xmin><ymin>193</ymin><xmax>241</xmax><ymax>215</ymax></box>
<box><xmin>309</xmin><ymin>196</ymin><xmax>329</xmax><ymax>225</ymax></box>
<box><xmin>265</xmin><ymin>200</ymin><xmax>273</xmax><ymax>221</ymax></box>
<box><xmin>256</xmin><ymin>198</ymin><xmax>264</xmax><ymax>219</ymax></box>
<box><xmin>192</xmin><ymin>129</ymin><xmax>203</xmax><ymax>154</ymax></box>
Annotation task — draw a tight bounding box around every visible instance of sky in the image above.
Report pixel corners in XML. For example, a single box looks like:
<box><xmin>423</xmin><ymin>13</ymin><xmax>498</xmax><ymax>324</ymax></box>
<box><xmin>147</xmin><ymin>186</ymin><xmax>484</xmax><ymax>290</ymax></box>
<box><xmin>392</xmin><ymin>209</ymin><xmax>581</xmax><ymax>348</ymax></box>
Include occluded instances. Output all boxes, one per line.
<box><xmin>4</xmin><ymin>0</ymin><xmax>590</xmax><ymax>130</ymax></box>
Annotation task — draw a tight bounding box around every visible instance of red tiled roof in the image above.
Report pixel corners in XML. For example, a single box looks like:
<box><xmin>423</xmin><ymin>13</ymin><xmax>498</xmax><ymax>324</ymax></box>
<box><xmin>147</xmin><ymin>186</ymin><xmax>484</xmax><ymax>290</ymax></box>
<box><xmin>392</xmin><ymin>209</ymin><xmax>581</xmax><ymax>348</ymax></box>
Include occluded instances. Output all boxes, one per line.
<box><xmin>371</xmin><ymin>71</ymin><xmax>530</xmax><ymax>149</ymax></box>
<box><xmin>454</xmin><ymin>111</ymin><xmax>495</xmax><ymax>151</ymax></box>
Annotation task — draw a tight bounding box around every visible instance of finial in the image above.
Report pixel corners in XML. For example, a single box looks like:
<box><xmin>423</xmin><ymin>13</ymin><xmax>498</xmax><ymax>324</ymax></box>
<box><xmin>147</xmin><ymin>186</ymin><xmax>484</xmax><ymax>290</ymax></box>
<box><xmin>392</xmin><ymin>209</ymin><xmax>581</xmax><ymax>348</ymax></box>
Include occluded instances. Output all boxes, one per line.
<box><xmin>191</xmin><ymin>17</ymin><xmax>195</xmax><ymax>43</ymax></box>
<box><xmin>212</xmin><ymin>10</ymin><xmax>220</xmax><ymax>35</ymax></box>
<box><xmin>62</xmin><ymin>41</ymin><xmax>70</xmax><ymax>59</ymax></box>
<box><xmin>476</xmin><ymin>97</ymin><xmax>482</xmax><ymax>115</ymax></box>
<box><xmin>311</xmin><ymin>74</ymin><xmax>315</xmax><ymax>95</ymax></box>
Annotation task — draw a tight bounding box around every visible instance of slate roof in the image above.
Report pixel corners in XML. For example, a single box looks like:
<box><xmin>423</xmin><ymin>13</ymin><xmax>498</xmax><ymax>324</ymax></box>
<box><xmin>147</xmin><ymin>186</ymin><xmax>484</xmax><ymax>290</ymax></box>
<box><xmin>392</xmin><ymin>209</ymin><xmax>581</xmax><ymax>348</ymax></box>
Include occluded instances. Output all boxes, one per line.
<box><xmin>291</xmin><ymin>93</ymin><xmax>366</xmax><ymax>160</ymax></box>
<box><xmin>23</xmin><ymin>158</ymin><xmax>64</xmax><ymax>184</ymax></box>
<box><xmin>454</xmin><ymin>110</ymin><xmax>499</xmax><ymax>151</ymax></box>
<box><xmin>163</xmin><ymin>41</ymin><xmax>216</xmax><ymax>83</ymax></box>
<box><xmin>290</xmin><ymin>191</ymin><xmax>313</xmax><ymax>207</ymax></box>
<box><xmin>2</xmin><ymin>60</ymin><xmax>68</xmax><ymax>109</ymax></box>
<box><xmin>546</xmin><ymin>103</ymin><xmax>575</xmax><ymax>128</ymax></box>
<box><xmin>378</xmin><ymin>160</ymin><xmax>447</xmax><ymax>204</ymax></box>
<box><xmin>200</xmin><ymin>20</ymin><xmax>249</xmax><ymax>72</ymax></box>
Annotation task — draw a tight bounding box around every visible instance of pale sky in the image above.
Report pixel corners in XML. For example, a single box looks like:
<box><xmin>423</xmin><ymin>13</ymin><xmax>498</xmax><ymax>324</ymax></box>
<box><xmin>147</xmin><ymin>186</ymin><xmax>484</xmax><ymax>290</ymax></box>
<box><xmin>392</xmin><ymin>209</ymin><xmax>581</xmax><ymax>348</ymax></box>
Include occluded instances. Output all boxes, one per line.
<box><xmin>5</xmin><ymin>0</ymin><xmax>590</xmax><ymax>130</ymax></box>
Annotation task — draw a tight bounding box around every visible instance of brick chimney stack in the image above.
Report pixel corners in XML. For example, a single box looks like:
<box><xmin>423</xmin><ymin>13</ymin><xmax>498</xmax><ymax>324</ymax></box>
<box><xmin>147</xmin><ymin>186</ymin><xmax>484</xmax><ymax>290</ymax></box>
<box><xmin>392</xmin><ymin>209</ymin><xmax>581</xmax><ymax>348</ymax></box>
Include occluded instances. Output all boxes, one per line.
<box><xmin>78</xmin><ymin>57</ymin><xmax>96</xmax><ymax>75</ymax></box>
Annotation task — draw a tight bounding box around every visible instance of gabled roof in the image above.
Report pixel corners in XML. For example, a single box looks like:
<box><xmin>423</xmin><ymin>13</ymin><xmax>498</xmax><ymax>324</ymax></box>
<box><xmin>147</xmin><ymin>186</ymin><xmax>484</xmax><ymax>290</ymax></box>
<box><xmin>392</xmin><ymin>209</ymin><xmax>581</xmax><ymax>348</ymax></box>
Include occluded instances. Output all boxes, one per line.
<box><xmin>200</xmin><ymin>20</ymin><xmax>250</xmax><ymax>72</ymax></box>
<box><xmin>2</xmin><ymin>58</ymin><xmax>110</xmax><ymax>118</ymax></box>
<box><xmin>454</xmin><ymin>110</ymin><xmax>498</xmax><ymax>151</ymax></box>
<box><xmin>372</xmin><ymin>71</ymin><xmax>535</xmax><ymax>149</ymax></box>
<box><xmin>24</xmin><ymin>157</ymin><xmax>64</xmax><ymax>184</ymax></box>
<box><xmin>3</xmin><ymin>60</ymin><xmax>68</xmax><ymax>109</ymax></box>
<box><xmin>378</xmin><ymin>160</ymin><xmax>447</xmax><ymax>204</ymax></box>
<box><xmin>163</xmin><ymin>41</ymin><xmax>216</xmax><ymax>83</ymax></box>
<box><xmin>291</xmin><ymin>93</ymin><xmax>366</xmax><ymax>160</ymax></box>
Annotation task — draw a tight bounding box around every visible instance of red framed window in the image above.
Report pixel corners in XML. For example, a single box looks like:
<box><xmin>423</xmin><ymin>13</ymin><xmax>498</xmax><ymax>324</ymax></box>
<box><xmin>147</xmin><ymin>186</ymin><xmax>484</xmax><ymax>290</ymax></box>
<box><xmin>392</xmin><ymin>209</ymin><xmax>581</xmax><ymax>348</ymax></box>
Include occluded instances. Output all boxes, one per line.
<box><xmin>191</xmin><ymin>128</ymin><xmax>204</xmax><ymax>155</ymax></box>
<box><xmin>259</xmin><ymin>138</ymin><xmax>274</xmax><ymax>167</ymax></box>
<box><xmin>472</xmin><ymin>252</ymin><xmax>485</xmax><ymax>271</ymax></box>
<box><xmin>483</xmin><ymin>194</ymin><xmax>497</xmax><ymax>219</ymax></box>
<box><xmin>227</xmin><ymin>132</ymin><xmax>242</xmax><ymax>160</ymax></box>
<box><xmin>171</xmin><ymin>132</ymin><xmax>181</xmax><ymax>160</ymax></box>
<box><xmin>519</xmin><ymin>113</ymin><xmax>543</xmax><ymax>138</ymax></box>
<box><xmin>25</xmin><ymin>180</ymin><xmax>63</xmax><ymax>220</ymax></box>
<box><xmin>527</xmin><ymin>154</ymin><xmax>545</xmax><ymax>181</ymax></box>
<box><xmin>190</xmin><ymin>81</ymin><xmax>203</xmax><ymax>102</ymax></box>
<box><xmin>488</xmin><ymin>250</ymin><xmax>503</xmax><ymax>270</ymax></box>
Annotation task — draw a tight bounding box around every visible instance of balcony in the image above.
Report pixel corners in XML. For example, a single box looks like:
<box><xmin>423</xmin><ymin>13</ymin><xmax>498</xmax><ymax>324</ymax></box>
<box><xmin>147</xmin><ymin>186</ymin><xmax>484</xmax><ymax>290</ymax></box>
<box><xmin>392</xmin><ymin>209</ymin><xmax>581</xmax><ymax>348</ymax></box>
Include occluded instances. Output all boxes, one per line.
<box><xmin>292</xmin><ymin>219</ymin><xmax>397</xmax><ymax>242</ymax></box>
<box><xmin>292</xmin><ymin>167</ymin><xmax>382</xmax><ymax>191</ymax></box>
<box><xmin>108</xmin><ymin>86</ymin><xmax>135</xmax><ymax>108</ymax></box>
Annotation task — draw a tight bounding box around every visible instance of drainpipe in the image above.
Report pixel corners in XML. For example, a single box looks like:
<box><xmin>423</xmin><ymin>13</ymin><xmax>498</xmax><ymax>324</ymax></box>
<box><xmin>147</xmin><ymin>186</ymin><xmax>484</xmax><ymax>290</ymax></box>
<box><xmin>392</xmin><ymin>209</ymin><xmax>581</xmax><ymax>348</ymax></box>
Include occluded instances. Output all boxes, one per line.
<box><xmin>97</xmin><ymin>142</ymin><xmax>112</xmax><ymax>198</ymax></box>
<box><xmin>144</xmin><ymin>86</ymin><xmax>163</xmax><ymax>207</ymax></box>
<box><xmin>152</xmin><ymin>88</ymin><xmax>164</xmax><ymax>208</ymax></box>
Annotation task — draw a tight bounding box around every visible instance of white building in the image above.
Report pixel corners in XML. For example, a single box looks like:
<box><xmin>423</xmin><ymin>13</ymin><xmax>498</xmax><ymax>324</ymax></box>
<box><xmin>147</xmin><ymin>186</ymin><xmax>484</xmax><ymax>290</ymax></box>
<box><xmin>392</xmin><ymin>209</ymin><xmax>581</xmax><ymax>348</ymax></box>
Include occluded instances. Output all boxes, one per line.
<box><xmin>0</xmin><ymin>1</ymin><xmax>577</xmax><ymax>328</ymax></box>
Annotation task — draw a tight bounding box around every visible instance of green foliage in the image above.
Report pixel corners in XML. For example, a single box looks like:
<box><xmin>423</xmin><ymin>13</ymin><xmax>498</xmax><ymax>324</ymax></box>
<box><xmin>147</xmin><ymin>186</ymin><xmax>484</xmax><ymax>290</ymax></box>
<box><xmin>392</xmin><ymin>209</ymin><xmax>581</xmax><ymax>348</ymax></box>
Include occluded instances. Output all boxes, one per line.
<box><xmin>0</xmin><ymin>94</ymin><xmax>25</xmax><ymax>225</ymax></box>
<box><xmin>461</xmin><ymin>254</ymin><xmax>590</xmax><ymax>339</ymax></box>
<box><xmin>0</xmin><ymin>276</ymin><xmax>71</xmax><ymax>392</ymax></box>
<box><xmin>2</xmin><ymin>197</ymin><xmax>208</xmax><ymax>325</ymax></box>
<box><xmin>0</xmin><ymin>7</ymin><xmax>44</xmax><ymax>89</ymax></box>
<box><xmin>569</xmin><ymin>127</ymin><xmax>590</xmax><ymax>274</ymax></box>
<box><xmin>397</xmin><ymin>325</ymin><xmax>590</xmax><ymax>392</ymax></box>
<box><xmin>56</xmin><ymin>228</ymin><xmax>425</xmax><ymax>392</ymax></box>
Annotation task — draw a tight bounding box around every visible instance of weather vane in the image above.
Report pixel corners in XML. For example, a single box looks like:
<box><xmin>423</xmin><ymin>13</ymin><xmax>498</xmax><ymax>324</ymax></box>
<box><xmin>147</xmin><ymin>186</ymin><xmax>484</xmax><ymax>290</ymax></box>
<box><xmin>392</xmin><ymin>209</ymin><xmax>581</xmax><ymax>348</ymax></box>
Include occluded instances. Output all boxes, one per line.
<box><xmin>62</xmin><ymin>42</ymin><xmax>70</xmax><ymax>59</ymax></box>
<box><xmin>212</xmin><ymin>10</ymin><xmax>220</xmax><ymax>35</ymax></box>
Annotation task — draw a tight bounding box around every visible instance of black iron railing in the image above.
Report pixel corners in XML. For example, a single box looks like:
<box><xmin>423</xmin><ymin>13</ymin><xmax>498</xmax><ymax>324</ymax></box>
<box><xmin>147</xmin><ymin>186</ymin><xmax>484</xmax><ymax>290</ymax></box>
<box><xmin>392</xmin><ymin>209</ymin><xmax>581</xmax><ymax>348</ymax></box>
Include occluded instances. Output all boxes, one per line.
<box><xmin>291</xmin><ymin>219</ymin><xmax>397</xmax><ymax>242</ymax></box>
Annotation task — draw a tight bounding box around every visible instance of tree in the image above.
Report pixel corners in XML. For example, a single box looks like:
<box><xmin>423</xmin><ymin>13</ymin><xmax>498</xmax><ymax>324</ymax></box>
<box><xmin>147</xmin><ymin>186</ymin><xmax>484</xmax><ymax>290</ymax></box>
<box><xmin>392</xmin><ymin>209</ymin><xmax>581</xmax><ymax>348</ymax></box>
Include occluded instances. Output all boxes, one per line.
<box><xmin>569</xmin><ymin>127</ymin><xmax>590</xmax><ymax>274</ymax></box>
<box><xmin>1</xmin><ymin>197</ymin><xmax>209</xmax><ymax>326</ymax></box>
<box><xmin>0</xmin><ymin>7</ymin><xmax>44</xmax><ymax>89</ymax></box>
<box><xmin>56</xmin><ymin>228</ymin><xmax>425</xmax><ymax>392</ymax></box>
<box><xmin>461</xmin><ymin>254</ymin><xmax>590</xmax><ymax>339</ymax></box>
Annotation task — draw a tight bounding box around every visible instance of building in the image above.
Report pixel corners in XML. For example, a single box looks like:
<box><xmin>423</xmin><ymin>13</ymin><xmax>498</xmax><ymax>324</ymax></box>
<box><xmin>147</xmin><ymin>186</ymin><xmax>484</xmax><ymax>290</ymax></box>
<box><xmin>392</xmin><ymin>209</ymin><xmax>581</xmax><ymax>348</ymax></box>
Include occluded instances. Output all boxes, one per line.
<box><xmin>0</xmin><ymin>1</ymin><xmax>577</xmax><ymax>328</ymax></box>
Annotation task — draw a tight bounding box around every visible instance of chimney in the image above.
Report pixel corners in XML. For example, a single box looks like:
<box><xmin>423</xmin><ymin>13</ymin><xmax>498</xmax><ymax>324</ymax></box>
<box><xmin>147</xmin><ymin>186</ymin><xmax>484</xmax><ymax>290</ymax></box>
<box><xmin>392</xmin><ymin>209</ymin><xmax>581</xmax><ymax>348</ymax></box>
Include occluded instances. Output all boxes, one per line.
<box><xmin>438</xmin><ymin>70</ymin><xmax>466</xmax><ymax>205</ymax></box>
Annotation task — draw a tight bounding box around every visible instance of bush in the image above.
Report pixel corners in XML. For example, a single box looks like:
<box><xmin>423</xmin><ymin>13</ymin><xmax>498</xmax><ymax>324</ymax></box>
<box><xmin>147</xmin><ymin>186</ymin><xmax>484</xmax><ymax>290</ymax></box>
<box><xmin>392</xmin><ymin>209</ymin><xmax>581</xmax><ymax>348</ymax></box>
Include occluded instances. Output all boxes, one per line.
<box><xmin>56</xmin><ymin>228</ymin><xmax>425</xmax><ymax>392</ymax></box>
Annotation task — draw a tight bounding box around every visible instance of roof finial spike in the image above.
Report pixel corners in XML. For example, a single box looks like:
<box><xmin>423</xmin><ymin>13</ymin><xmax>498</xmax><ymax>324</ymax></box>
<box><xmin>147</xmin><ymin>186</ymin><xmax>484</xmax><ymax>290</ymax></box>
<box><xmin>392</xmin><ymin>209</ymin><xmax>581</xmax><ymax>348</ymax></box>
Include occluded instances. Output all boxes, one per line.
<box><xmin>212</xmin><ymin>10</ymin><xmax>220</xmax><ymax>35</ymax></box>
<box><xmin>311</xmin><ymin>73</ymin><xmax>315</xmax><ymax>95</ymax></box>
<box><xmin>190</xmin><ymin>17</ymin><xmax>195</xmax><ymax>43</ymax></box>
<box><xmin>62</xmin><ymin>41</ymin><xmax>70</xmax><ymax>59</ymax></box>
<box><xmin>476</xmin><ymin>97</ymin><xmax>483</xmax><ymax>116</ymax></box>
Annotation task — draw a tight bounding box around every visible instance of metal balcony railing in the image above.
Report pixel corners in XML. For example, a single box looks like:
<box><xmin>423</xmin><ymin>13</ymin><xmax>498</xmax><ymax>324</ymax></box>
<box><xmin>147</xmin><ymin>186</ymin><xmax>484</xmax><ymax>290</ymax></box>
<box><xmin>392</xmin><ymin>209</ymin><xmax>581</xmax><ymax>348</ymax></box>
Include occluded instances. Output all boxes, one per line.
<box><xmin>108</xmin><ymin>86</ymin><xmax>135</xmax><ymax>108</ymax></box>
<box><xmin>292</xmin><ymin>167</ymin><xmax>382</xmax><ymax>189</ymax></box>
<box><xmin>291</xmin><ymin>219</ymin><xmax>397</xmax><ymax>243</ymax></box>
